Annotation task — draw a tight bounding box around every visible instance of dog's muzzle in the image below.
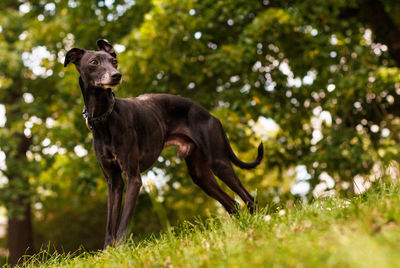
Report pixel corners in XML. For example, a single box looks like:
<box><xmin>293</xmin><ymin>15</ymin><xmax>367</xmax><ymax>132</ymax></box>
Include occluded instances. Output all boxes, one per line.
<box><xmin>99</xmin><ymin>72</ymin><xmax>122</xmax><ymax>88</ymax></box>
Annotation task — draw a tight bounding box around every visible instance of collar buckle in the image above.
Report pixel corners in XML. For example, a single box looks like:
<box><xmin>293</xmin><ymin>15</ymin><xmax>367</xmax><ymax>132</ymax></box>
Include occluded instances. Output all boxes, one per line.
<box><xmin>82</xmin><ymin>92</ymin><xmax>115</xmax><ymax>131</ymax></box>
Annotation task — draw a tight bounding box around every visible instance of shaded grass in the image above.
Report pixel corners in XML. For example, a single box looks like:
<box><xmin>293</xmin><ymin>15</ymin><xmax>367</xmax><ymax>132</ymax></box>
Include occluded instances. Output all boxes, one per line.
<box><xmin>17</xmin><ymin>183</ymin><xmax>400</xmax><ymax>267</ymax></box>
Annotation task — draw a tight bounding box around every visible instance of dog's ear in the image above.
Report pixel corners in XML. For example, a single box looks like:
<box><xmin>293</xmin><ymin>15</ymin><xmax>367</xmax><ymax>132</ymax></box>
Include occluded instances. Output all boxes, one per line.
<box><xmin>64</xmin><ymin>48</ymin><xmax>85</xmax><ymax>67</ymax></box>
<box><xmin>97</xmin><ymin>39</ymin><xmax>116</xmax><ymax>58</ymax></box>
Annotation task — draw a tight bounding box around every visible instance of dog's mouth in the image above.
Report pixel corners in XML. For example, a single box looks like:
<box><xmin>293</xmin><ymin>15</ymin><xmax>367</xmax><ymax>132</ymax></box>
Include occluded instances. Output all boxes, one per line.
<box><xmin>98</xmin><ymin>79</ymin><xmax>121</xmax><ymax>88</ymax></box>
<box><xmin>103</xmin><ymin>81</ymin><xmax>120</xmax><ymax>88</ymax></box>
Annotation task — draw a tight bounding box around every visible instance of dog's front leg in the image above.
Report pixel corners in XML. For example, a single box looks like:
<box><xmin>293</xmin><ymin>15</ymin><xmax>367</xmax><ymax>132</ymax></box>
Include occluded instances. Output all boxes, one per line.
<box><xmin>99</xmin><ymin>160</ymin><xmax>124</xmax><ymax>248</ymax></box>
<box><xmin>116</xmin><ymin>170</ymin><xmax>142</xmax><ymax>243</ymax></box>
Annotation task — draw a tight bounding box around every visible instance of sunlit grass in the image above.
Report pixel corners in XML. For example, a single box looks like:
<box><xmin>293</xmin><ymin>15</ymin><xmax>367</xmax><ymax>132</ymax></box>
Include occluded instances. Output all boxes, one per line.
<box><xmin>16</xmin><ymin>183</ymin><xmax>400</xmax><ymax>268</ymax></box>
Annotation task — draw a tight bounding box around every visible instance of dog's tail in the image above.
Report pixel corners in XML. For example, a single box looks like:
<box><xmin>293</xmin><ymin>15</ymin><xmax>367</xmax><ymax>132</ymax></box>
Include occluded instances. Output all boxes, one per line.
<box><xmin>224</xmin><ymin>132</ymin><xmax>264</xmax><ymax>170</ymax></box>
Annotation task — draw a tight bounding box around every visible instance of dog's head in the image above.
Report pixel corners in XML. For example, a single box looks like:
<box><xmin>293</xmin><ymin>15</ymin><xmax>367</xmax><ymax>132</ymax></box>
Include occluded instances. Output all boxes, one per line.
<box><xmin>64</xmin><ymin>39</ymin><xmax>121</xmax><ymax>89</ymax></box>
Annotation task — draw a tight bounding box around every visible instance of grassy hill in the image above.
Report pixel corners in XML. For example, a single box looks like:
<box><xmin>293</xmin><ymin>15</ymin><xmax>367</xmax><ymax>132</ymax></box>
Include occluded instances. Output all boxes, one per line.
<box><xmin>19</xmin><ymin>183</ymin><xmax>400</xmax><ymax>268</ymax></box>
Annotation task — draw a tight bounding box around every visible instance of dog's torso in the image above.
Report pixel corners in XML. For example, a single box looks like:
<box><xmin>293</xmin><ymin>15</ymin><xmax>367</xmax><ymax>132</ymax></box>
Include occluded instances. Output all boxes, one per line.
<box><xmin>93</xmin><ymin>93</ymin><xmax>213</xmax><ymax>172</ymax></box>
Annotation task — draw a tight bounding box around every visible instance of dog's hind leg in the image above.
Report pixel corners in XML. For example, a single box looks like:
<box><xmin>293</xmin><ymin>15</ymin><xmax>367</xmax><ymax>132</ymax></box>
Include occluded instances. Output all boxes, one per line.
<box><xmin>191</xmin><ymin>118</ymin><xmax>256</xmax><ymax>212</ymax></box>
<box><xmin>210</xmin><ymin>160</ymin><xmax>255</xmax><ymax>213</ymax></box>
<box><xmin>185</xmin><ymin>149</ymin><xmax>239</xmax><ymax>214</ymax></box>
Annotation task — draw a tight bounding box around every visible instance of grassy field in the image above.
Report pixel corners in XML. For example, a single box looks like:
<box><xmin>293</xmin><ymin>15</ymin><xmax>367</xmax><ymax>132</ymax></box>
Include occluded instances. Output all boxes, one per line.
<box><xmin>18</xmin><ymin>183</ymin><xmax>400</xmax><ymax>268</ymax></box>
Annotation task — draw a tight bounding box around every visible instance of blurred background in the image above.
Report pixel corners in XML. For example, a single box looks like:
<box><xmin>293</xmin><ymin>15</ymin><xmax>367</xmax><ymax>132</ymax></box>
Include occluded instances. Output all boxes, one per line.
<box><xmin>0</xmin><ymin>0</ymin><xmax>400</xmax><ymax>265</ymax></box>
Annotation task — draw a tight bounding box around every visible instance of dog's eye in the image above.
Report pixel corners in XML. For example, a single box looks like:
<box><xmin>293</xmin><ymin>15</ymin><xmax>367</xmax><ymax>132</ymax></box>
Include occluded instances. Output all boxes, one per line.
<box><xmin>90</xmin><ymin>59</ymin><xmax>99</xmax><ymax>65</ymax></box>
<box><xmin>112</xmin><ymin>59</ymin><xmax>118</xmax><ymax>66</ymax></box>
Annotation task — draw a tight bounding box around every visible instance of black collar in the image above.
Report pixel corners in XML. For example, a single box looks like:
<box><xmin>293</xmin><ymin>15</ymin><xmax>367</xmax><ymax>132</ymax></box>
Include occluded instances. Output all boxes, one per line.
<box><xmin>82</xmin><ymin>91</ymin><xmax>115</xmax><ymax>131</ymax></box>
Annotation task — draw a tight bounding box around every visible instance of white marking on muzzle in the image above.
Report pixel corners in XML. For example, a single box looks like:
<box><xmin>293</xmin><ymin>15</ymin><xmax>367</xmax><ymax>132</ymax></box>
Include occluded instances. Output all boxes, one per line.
<box><xmin>101</xmin><ymin>73</ymin><xmax>112</xmax><ymax>85</ymax></box>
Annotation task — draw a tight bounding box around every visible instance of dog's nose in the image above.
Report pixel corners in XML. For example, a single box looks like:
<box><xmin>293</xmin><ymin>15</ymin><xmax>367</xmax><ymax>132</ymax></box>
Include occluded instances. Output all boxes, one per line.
<box><xmin>112</xmin><ymin>73</ymin><xmax>121</xmax><ymax>81</ymax></box>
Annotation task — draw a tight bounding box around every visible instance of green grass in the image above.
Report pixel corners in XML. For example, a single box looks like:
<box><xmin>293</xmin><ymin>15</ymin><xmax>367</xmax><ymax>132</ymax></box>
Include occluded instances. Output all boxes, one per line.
<box><xmin>18</xmin><ymin>183</ymin><xmax>400</xmax><ymax>268</ymax></box>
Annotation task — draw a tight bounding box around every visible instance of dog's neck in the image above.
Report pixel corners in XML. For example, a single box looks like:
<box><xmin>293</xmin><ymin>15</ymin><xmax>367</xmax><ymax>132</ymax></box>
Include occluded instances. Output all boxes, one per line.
<box><xmin>79</xmin><ymin>76</ymin><xmax>114</xmax><ymax>119</ymax></box>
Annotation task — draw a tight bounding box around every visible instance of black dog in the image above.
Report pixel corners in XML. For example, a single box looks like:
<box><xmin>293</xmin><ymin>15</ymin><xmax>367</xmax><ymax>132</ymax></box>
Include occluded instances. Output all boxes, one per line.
<box><xmin>64</xmin><ymin>40</ymin><xmax>263</xmax><ymax>247</ymax></box>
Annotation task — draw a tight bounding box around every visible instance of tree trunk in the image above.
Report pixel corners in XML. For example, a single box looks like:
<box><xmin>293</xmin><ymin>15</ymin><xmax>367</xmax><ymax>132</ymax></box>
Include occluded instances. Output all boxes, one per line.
<box><xmin>8</xmin><ymin>197</ymin><xmax>33</xmax><ymax>266</ymax></box>
<box><xmin>4</xmin><ymin>133</ymin><xmax>34</xmax><ymax>266</ymax></box>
